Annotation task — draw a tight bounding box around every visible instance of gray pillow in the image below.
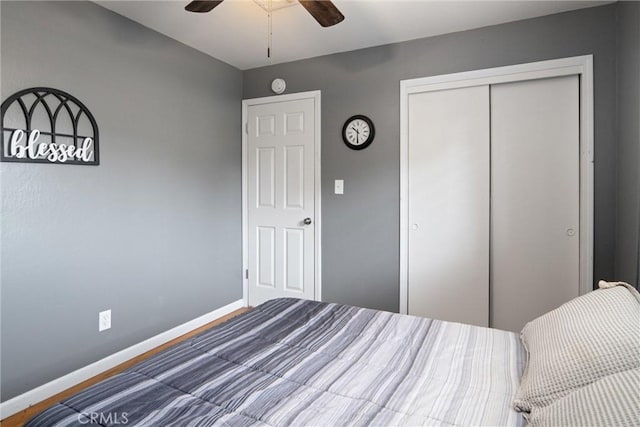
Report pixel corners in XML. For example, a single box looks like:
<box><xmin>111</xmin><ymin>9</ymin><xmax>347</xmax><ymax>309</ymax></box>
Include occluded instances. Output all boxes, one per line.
<box><xmin>514</xmin><ymin>281</ymin><xmax>640</xmax><ymax>412</ymax></box>
<box><xmin>527</xmin><ymin>368</ymin><xmax>640</xmax><ymax>427</ymax></box>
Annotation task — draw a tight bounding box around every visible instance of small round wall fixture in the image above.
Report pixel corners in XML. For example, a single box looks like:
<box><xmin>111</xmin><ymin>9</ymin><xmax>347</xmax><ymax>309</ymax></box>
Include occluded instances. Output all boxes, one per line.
<box><xmin>271</xmin><ymin>78</ymin><xmax>286</xmax><ymax>94</ymax></box>
<box><xmin>342</xmin><ymin>115</ymin><xmax>375</xmax><ymax>150</ymax></box>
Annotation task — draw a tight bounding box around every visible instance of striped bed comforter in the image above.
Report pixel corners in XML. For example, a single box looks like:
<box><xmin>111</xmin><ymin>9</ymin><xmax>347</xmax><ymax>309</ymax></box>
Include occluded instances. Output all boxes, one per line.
<box><xmin>27</xmin><ymin>298</ymin><xmax>526</xmax><ymax>426</ymax></box>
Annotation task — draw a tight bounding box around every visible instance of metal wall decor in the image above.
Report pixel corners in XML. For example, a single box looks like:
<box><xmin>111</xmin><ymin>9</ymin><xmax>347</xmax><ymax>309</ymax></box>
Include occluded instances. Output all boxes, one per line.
<box><xmin>1</xmin><ymin>87</ymin><xmax>99</xmax><ymax>165</ymax></box>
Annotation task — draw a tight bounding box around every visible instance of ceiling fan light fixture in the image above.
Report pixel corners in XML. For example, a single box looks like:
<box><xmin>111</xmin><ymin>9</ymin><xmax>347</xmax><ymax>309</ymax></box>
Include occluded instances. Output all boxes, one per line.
<box><xmin>185</xmin><ymin>0</ymin><xmax>344</xmax><ymax>28</ymax></box>
<box><xmin>252</xmin><ymin>0</ymin><xmax>298</xmax><ymax>13</ymax></box>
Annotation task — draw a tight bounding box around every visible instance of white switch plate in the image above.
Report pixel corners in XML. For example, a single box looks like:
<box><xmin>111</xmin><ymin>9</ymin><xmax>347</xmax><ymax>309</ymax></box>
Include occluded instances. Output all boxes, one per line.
<box><xmin>334</xmin><ymin>179</ymin><xmax>344</xmax><ymax>195</ymax></box>
<box><xmin>99</xmin><ymin>309</ymin><xmax>111</xmax><ymax>332</ymax></box>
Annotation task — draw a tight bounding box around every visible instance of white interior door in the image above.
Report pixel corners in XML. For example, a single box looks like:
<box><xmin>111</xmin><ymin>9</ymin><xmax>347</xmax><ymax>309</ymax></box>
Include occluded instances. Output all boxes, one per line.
<box><xmin>490</xmin><ymin>75</ymin><xmax>580</xmax><ymax>332</ymax></box>
<box><xmin>247</xmin><ymin>97</ymin><xmax>316</xmax><ymax>306</ymax></box>
<box><xmin>407</xmin><ymin>85</ymin><xmax>490</xmax><ymax>327</ymax></box>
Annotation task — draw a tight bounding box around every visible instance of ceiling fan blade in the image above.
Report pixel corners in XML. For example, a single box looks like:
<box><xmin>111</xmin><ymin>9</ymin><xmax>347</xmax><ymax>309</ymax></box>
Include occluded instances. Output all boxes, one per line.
<box><xmin>298</xmin><ymin>1</ymin><xmax>345</xmax><ymax>27</ymax></box>
<box><xmin>185</xmin><ymin>0</ymin><xmax>224</xmax><ymax>13</ymax></box>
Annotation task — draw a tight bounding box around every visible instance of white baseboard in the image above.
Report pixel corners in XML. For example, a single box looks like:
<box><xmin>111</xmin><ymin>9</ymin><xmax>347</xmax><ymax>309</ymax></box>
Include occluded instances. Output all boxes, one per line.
<box><xmin>0</xmin><ymin>299</ymin><xmax>245</xmax><ymax>419</ymax></box>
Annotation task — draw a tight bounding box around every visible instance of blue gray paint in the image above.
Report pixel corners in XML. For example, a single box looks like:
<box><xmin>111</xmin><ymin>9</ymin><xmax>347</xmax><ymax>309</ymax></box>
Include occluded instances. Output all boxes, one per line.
<box><xmin>0</xmin><ymin>1</ymin><xmax>243</xmax><ymax>400</ymax></box>
<box><xmin>615</xmin><ymin>1</ymin><xmax>640</xmax><ymax>289</ymax></box>
<box><xmin>243</xmin><ymin>4</ymin><xmax>619</xmax><ymax>310</ymax></box>
<box><xmin>2</xmin><ymin>0</ymin><xmax>637</xmax><ymax>405</ymax></box>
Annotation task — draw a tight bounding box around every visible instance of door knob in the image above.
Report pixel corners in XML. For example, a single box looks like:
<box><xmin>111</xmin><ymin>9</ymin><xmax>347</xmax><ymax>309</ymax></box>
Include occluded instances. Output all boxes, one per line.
<box><xmin>303</xmin><ymin>217</ymin><xmax>312</xmax><ymax>225</ymax></box>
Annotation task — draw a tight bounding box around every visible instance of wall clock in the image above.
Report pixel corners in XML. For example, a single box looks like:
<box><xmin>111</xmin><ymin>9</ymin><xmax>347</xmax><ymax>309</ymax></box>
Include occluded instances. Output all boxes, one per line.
<box><xmin>342</xmin><ymin>115</ymin><xmax>375</xmax><ymax>150</ymax></box>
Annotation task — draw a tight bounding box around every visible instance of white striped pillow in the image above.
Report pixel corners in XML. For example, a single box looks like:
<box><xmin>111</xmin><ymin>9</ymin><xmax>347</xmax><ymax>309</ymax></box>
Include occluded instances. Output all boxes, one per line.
<box><xmin>527</xmin><ymin>368</ymin><xmax>640</xmax><ymax>426</ymax></box>
<box><xmin>514</xmin><ymin>281</ymin><xmax>640</xmax><ymax>412</ymax></box>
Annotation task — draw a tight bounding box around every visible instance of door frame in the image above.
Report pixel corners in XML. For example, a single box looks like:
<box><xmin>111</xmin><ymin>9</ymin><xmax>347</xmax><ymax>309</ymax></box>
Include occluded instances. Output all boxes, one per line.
<box><xmin>399</xmin><ymin>55</ymin><xmax>594</xmax><ymax>315</ymax></box>
<box><xmin>241</xmin><ymin>90</ymin><xmax>322</xmax><ymax>306</ymax></box>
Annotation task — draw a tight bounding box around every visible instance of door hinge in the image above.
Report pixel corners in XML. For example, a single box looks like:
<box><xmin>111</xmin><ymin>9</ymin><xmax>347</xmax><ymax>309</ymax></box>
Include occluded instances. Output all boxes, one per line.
<box><xmin>245</xmin><ymin>269</ymin><xmax>249</xmax><ymax>279</ymax></box>
<box><xmin>244</xmin><ymin>122</ymin><xmax>248</xmax><ymax>134</ymax></box>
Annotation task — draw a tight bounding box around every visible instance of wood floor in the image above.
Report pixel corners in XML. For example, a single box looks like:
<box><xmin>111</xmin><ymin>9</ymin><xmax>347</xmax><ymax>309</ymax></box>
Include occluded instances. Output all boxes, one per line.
<box><xmin>0</xmin><ymin>307</ymin><xmax>251</xmax><ymax>427</ymax></box>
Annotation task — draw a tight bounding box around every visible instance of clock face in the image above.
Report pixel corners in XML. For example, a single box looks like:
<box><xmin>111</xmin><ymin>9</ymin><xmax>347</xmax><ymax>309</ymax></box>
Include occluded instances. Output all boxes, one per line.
<box><xmin>342</xmin><ymin>115</ymin><xmax>375</xmax><ymax>150</ymax></box>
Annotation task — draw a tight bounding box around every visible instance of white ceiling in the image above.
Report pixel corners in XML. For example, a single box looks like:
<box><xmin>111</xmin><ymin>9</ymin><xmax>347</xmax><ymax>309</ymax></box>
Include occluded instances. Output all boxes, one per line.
<box><xmin>97</xmin><ymin>0</ymin><xmax>610</xmax><ymax>70</ymax></box>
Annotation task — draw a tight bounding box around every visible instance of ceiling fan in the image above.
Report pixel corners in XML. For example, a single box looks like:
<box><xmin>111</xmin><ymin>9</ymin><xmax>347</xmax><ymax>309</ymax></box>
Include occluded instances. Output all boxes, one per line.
<box><xmin>184</xmin><ymin>0</ymin><xmax>345</xmax><ymax>28</ymax></box>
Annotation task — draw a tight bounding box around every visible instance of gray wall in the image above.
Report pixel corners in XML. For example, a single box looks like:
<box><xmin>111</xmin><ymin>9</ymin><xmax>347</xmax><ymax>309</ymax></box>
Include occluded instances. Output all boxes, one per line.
<box><xmin>244</xmin><ymin>4</ymin><xmax>618</xmax><ymax>312</ymax></box>
<box><xmin>615</xmin><ymin>1</ymin><xmax>640</xmax><ymax>288</ymax></box>
<box><xmin>1</xmin><ymin>0</ymin><xmax>631</xmax><ymax>404</ymax></box>
<box><xmin>0</xmin><ymin>1</ymin><xmax>242</xmax><ymax>400</ymax></box>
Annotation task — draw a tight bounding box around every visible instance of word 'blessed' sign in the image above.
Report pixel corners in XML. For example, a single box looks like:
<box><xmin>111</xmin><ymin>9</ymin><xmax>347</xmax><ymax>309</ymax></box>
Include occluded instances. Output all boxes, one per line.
<box><xmin>1</xmin><ymin>87</ymin><xmax>99</xmax><ymax>165</ymax></box>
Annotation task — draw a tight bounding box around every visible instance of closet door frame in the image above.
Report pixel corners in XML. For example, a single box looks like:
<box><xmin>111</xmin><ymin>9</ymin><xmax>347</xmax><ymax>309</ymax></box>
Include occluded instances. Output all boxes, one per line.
<box><xmin>399</xmin><ymin>55</ymin><xmax>594</xmax><ymax>315</ymax></box>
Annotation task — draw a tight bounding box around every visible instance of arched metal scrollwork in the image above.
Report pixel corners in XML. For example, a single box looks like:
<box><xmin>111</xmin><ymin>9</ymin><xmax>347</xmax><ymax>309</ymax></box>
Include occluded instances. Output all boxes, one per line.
<box><xmin>1</xmin><ymin>87</ymin><xmax>99</xmax><ymax>165</ymax></box>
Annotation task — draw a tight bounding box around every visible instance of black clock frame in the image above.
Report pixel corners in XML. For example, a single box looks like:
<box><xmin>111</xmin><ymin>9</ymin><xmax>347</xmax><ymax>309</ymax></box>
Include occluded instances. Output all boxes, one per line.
<box><xmin>342</xmin><ymin>114</ymin><xmax>375</xmax><ymax>150</ymax></box>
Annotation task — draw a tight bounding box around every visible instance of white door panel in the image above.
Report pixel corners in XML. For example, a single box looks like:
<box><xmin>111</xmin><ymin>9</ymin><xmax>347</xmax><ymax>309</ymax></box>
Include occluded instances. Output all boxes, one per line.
<box><xmin>247</xmin><ymin>98</ymin><xmax>315</xmax><ymax>306</ymax></box>
<box><xmin>407</xmin><ymin>85</ymin><xmax>490</xmax><ymax>327</ymax></box>
<box><xmin>490</xmin><ymin>75</ymin><xmax>580</xmax><ymax>332</ymax></box>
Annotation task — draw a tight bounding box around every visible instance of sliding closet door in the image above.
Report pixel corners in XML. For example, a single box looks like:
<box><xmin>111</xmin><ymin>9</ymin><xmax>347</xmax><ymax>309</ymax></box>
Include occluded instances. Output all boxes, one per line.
<box><xmin>408</xmin><ymin>85</ymin><xmax>490</xmax><ymax>327</ymax></box>
<box><xmin>490</xmin><ymin>75</ymin><xmax>580</xmax><ymax>332</ymax></box>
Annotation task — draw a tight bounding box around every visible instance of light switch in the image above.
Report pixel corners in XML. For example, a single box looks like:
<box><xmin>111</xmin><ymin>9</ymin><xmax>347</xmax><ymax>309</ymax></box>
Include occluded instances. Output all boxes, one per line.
<box><xmin>334</xmin><ymin>179</ymin><xmax>344</xmax><ymax>195</ymax></box>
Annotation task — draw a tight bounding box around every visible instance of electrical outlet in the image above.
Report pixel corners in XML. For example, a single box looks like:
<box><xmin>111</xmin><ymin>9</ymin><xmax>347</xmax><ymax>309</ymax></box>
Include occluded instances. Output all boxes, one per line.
<box><xmin>99</xmin><ymin>309</ymin><xmax>111</xmax><ymax>332</ymax></box>
<box><xmin>334</xmin><ymin>179</ymin><xmax>344</xmax><ymax>195</ymax></box>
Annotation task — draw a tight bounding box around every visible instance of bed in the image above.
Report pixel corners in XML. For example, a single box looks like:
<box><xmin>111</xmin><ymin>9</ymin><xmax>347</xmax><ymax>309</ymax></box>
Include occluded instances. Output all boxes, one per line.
<box><xmin>27</xmin><ymin>297</ymin><xmax>526</xmax><ymax>426</ymax></box>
